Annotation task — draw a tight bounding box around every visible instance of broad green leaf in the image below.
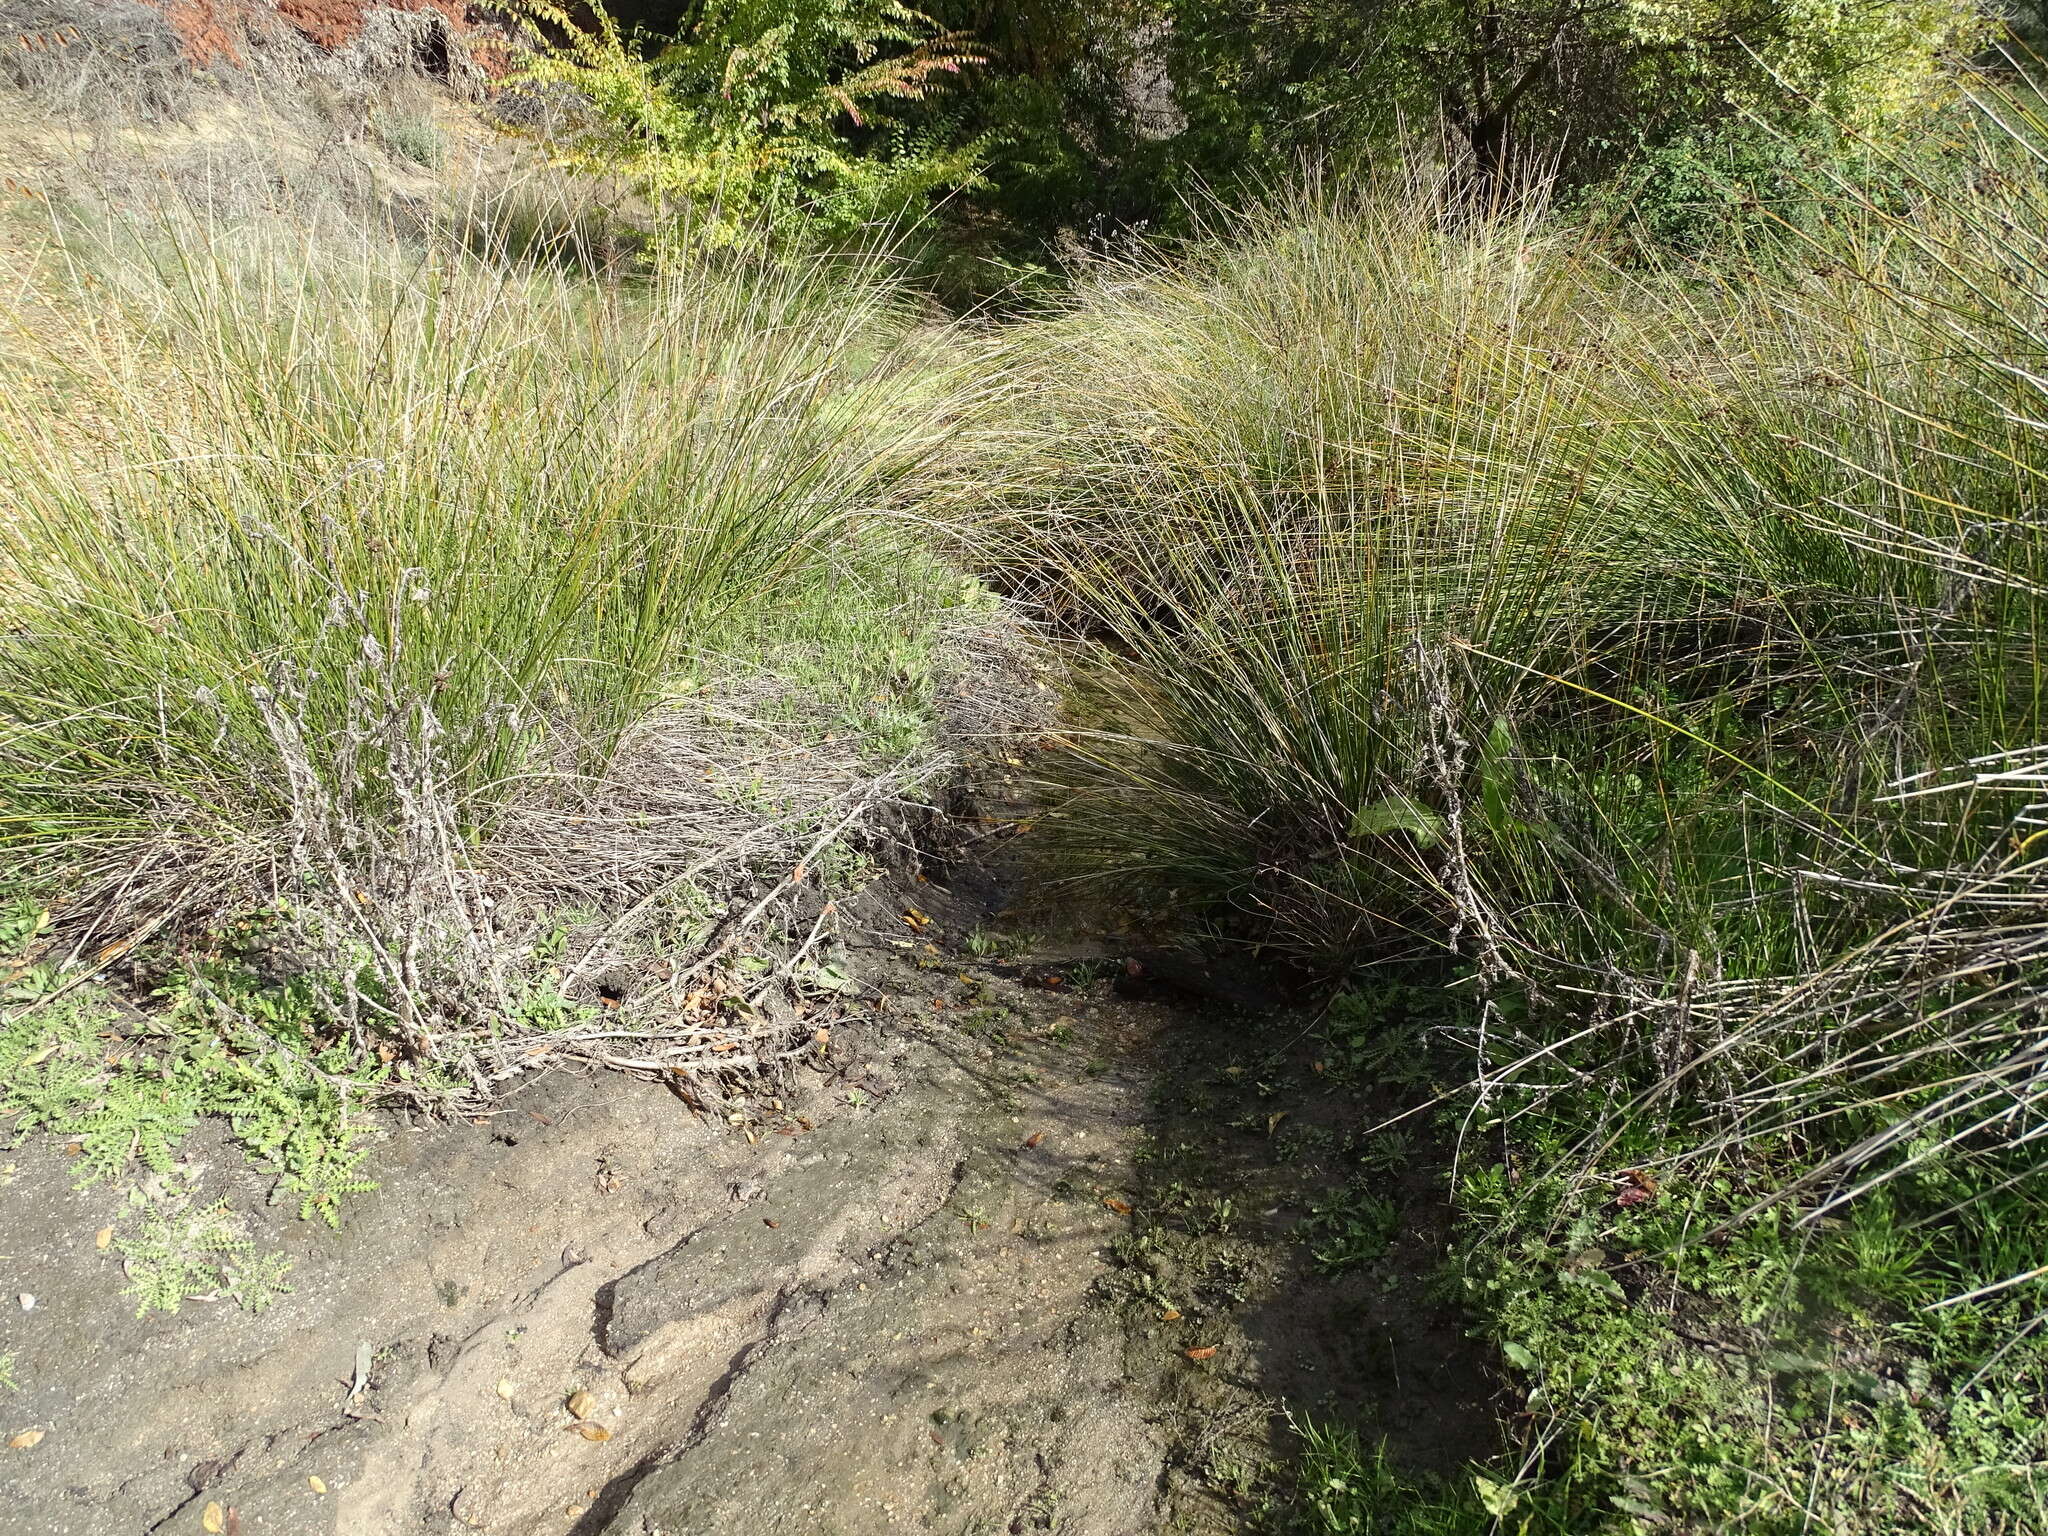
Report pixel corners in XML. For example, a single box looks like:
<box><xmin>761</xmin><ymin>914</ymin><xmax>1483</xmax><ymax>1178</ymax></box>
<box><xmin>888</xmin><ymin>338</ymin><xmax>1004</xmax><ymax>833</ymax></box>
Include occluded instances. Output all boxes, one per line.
<box><xmin>1347</xmin><ymin>791</ymin><xmax>1444</xmax><ymax>846</ymax></box>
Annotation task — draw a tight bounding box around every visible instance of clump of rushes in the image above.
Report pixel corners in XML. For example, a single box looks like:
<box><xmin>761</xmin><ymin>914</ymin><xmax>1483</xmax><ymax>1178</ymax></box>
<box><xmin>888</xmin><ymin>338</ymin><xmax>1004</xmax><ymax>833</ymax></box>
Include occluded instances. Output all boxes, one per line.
<box><xmin>0</xmin><ymin>202</ymin><xmax>995</xmax><ymax>1049</ymax></box>
<box><xmin>983</xmin><ymin>90</ymin><xmax>2048</xmax><ymax>1534</ymax></box>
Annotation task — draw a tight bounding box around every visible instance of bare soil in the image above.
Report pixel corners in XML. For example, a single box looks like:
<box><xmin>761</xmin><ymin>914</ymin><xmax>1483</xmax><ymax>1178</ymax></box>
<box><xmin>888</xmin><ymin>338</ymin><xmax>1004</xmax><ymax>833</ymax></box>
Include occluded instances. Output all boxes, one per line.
<box><xmin>0</xmin><ymin>855</ymin><xmax>1498</xmax><ymax>1536</ymax></box>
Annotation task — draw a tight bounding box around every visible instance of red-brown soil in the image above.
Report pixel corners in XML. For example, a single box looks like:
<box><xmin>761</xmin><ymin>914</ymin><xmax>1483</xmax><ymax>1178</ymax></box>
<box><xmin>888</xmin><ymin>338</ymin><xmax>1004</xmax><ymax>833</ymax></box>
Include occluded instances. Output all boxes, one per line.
<box><xmin>144</xmin><ymin>0</ymin><xmax>502</xmax><ymax>72</ymax></box>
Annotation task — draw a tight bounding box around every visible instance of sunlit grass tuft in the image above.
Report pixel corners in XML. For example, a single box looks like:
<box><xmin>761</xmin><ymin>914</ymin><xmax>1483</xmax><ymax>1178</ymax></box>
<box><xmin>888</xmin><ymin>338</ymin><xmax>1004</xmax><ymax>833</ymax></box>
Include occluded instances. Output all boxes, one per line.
<box><xmin>0</xmin><ymin>206</ymin><xmax>985</xmax><ymax>924</ymax></box>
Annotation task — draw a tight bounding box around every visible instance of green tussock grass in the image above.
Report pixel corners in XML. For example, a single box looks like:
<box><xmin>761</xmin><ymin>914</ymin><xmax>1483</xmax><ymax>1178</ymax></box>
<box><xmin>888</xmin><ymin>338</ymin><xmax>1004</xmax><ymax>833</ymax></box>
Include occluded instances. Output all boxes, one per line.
<box><xmin>0</xmin><ymin>209</ymin><xmax>976</xmax><ymax>897</ymax></box>
<box><xmin>0</xmin><ymin>189</ymin><xmax>1004</xmax><ymax>1223</ymax></box>
<box><xmin>977</xmin><ymin>87</ymin><xmax>2048</xmax><ymax>1536</ymax></box>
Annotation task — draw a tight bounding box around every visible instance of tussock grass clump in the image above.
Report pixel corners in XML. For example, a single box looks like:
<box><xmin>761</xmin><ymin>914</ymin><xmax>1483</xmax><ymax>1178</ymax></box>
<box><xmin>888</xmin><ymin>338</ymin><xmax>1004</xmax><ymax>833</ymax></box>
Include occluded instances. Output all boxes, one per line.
<box><xmin>0</xmin><ymin>202</ymin><xmax>993</xmax><ymax>1073</ymax></box>
<box><xmin>981</xmin><ymin>194</ymin><xmax>1632</xmax><ymax>968</ymax></box>
<box><xmin>984</xmin><ymin>102</ymin><xmax>2048</xmax><ymax>1532</ymax></box>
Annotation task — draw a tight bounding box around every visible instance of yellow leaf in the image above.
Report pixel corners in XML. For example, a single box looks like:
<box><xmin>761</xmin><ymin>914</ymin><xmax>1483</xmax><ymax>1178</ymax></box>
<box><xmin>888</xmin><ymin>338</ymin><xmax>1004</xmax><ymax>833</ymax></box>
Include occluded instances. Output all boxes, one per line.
<box><xmin>307</xmin><ymin>1476</ymin><xmax>327</xmax><ymax>1495</ymax></box>
<box><xmin>7</xmin><ymin>1429</ymin><xmax>44</xmax><ymax>1450</ymax></box>
<box><xmin>94</xmin><ymin>1226</ymin><xmax>111</xmax><ymax>1251</ymax></box>
<box><xmin>201</xmin><ymin>1503</ymin><xmax>225</xmax><ymax>1533</ymax></box>
<box><xmin>1159</xmin><ymin>1309</ymin><xmax>1181</xmax><ymax>1322</ymax></box>
<box><xmin>575</xmin><ymin>1422</ymin><xmax>612</xmax><ymax>1442</ymax></box>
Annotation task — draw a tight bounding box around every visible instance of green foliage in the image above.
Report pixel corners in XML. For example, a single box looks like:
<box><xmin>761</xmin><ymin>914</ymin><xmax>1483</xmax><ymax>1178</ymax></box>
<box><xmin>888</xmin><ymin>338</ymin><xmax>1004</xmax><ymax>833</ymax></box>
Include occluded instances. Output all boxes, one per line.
<box><xmin>1163</xmin><ymin>0</ymin><xmax>1978</xmax><ymax>192</ymax></box>
<box><xmin>1276</xmin><ymin>1422</ymin><xmax>1489</xmax><ymax>1535</ymax></box>
<box><xmin>1443</xmin><ymin>1110</ymin><xmax>2048</xmax><ymax>1532</ymax></box>
<box><xmin>0</xmin><ymin>898</ymin><xmax>49</xmax><ymax>953</ymax></box>
<box><xmin>114</xmin><ymin>1182</ymin><xmax>294</xmax><ymax>1318</ymax></box>
<box><xmin>1584</xmin><ymin>104</ymin><xmax>1983</xmax><ymax>257</ymax></box>
<box><xmin>716</xmin><ymin>534</ymin><xmax>990</xmax><ymax>760</ymax></box>
<box><xmin>1298</xmin><ymin>1184</ymin><xmax>1399</xmax><ymax>1274</ymax></box>
<box><xmin>374</xmin><ymin>108</ymin><xmax>445</xmax><ymax>168</ymax></box>
<box><xmin>0</xmin><ymin>962</ymin><xmax>379</xmax><ymax>1226</ymax></box>
<box><xmin>497</xmin><ymin>0</ymin><xmax>989</xmax><ymax>245</ymax></box>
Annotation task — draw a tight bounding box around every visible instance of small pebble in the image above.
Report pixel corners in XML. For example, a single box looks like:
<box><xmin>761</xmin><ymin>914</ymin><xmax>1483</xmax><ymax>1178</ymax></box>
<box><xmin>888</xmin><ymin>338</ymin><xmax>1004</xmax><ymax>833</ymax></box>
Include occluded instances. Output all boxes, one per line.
<box><xmin>17</xmin><ymin>1294</ymin><xmax>33</xmax><ymax>1311</ymax></box>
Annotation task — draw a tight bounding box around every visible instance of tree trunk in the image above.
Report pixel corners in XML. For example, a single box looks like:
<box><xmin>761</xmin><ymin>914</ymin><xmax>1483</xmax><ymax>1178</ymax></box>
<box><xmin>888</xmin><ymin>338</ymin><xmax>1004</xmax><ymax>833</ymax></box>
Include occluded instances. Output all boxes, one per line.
<box><xmin>1467</xmin><ymin>111</ymin><xmax>1510</xmax><ymax>183</ymax></box>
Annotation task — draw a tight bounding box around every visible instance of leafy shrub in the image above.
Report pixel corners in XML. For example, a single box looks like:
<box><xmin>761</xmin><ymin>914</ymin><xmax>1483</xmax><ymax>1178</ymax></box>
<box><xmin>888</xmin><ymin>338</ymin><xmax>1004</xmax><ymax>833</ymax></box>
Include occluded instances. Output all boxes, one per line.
<box><xmin>494</xmin><ymin>0</ymin><xmax>989</xmax><ymax>247</ymax></box>
<box><xmin>374</xmin><ymin>107</ymin><xmax>446</xmax><ymax>167</ymax></box>
<box><xmin>1585</xmin><ymin>107</ymin><xmax>1981</xmax><ymax>258</ymax></box>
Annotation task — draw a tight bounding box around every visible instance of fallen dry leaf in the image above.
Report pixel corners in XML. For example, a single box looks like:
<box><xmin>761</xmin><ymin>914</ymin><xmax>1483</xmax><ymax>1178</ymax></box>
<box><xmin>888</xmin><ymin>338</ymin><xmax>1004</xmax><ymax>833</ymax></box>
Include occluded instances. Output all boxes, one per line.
<box><xmin>307</xmin><ymin>1476</ymin><xmax>327</xmax><ymax>1495</ymax></box>
<box><xmin>566</xmin><ymin>1390</ymin><xmax>597</xmax><ymax>1421</ymax></box>
<box><xmin>763</xmin><ymin>1219</ymin><xmax>780</xmax><ymax>1229</ymax></box>
<box><xmin>201</xmin><ymin>1503</ymin><xmax>225</xmax><ymax>1533</ymax></box>
<box><xmin>1102</xmin><ymin>1197</ymin><xmax>1133</xmax><ymax>1215</ymax></box>
<box><xmin>1184</xmin><ymin>1346</ymin><xmax>1217</xmax><ymax>1361</ymax></box>
<box><xmin>94</xmin><ymin>1226</ymin><xmax>111</xmax><ymax>1251</ymax></box>
<box><xmin>1023</xmin><ymin>1131</ymin><xmax>1045</xmax><ymax>1149</ymax></box>
<box><xmin>575</xmin><ymin>1423</ymin><xmax>612</xmax><ymax>1442</ymax></box>
<box><xmin>7</xmin><ymin>1429</ymin><xmax>44</xmax><ymax>1451</ymax></box>
<box><xmin>1614</xmin><ymin>1168</ymin><xmax>1661</xmax><ymax>1208</ymax></box>
<box><xmin>1266</xmin><ymin>1111</ymin><xmax>1289</xmax><ymax>1136</ymax></box>
<box><xmin>1159</xmin><ymin>1309</ymin><xmax>1182</xmax><ymax>1322</ymax></box>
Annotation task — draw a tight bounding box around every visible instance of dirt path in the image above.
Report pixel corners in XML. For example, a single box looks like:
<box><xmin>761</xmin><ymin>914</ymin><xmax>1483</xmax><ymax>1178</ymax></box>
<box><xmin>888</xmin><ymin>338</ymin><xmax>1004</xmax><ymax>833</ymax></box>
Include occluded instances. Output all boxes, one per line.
<box><xmin>0</xmin><ymin>871</ymin><xmax>1497</xmax><ymax>1536</ymax></box>
<box><xmin>0</xmin><ymin>876</ymin><xmax>1180</xmax><ymax>1536</ymax></box>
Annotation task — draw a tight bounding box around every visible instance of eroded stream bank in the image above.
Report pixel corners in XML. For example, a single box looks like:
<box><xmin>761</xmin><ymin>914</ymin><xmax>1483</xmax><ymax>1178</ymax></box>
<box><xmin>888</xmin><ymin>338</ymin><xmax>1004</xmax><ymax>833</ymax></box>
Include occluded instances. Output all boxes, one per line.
<box><xmin>0</xmin><ymin>852</ymin><xmax>1497</xmax><ymax>1536</ymax></box>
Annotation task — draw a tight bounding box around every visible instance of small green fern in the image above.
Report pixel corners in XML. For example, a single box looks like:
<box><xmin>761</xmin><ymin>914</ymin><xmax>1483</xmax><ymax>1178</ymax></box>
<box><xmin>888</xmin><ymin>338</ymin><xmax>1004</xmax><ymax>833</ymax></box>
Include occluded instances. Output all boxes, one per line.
<box><xmin>68</xmin><ymin>1071</ymin><xmax>205</xmax><ymax>1185</ymax></box>
<box><xmin>489</xmin><ymin>0</ymin><xmax>988</xmax><ymax>245</ymax></box>
<box><xmin>1</xmin><ymin>963</ymin><xmax>382</xmax><ymax>1225</ymax></box>
<box><xmin>114</xmin><ymin>1186</ymin><xmax>294</xmax><ymax>1318</ymax></box>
